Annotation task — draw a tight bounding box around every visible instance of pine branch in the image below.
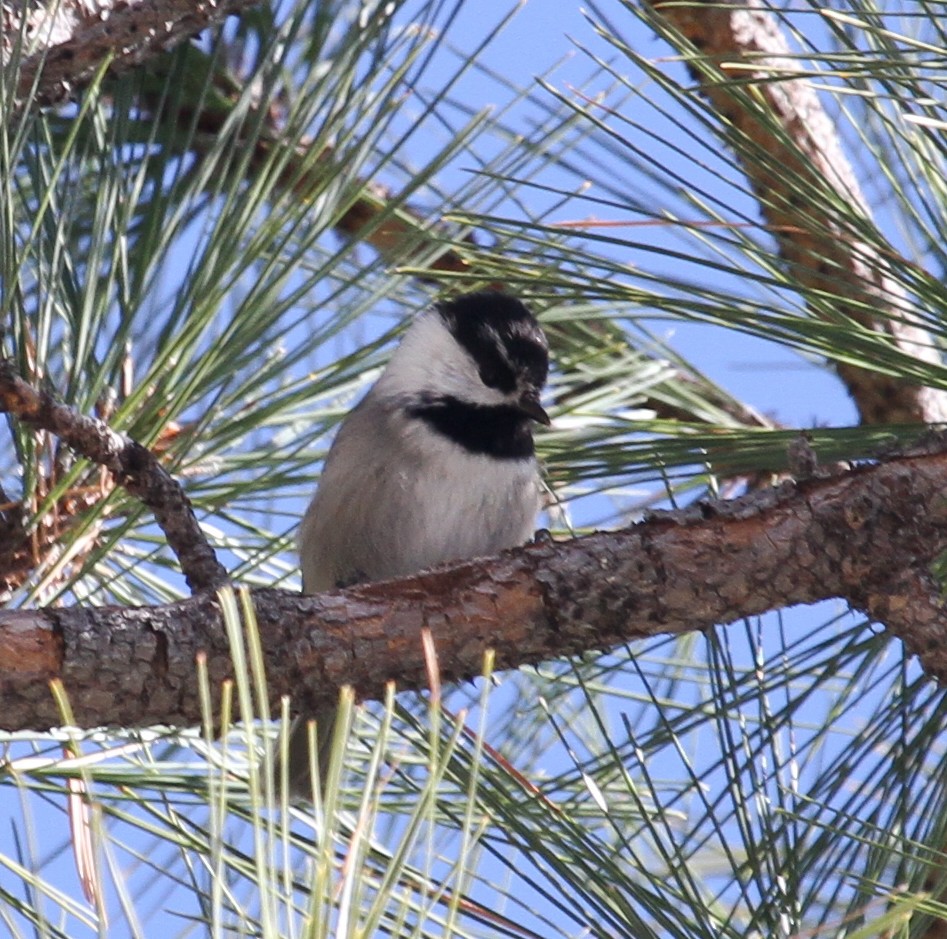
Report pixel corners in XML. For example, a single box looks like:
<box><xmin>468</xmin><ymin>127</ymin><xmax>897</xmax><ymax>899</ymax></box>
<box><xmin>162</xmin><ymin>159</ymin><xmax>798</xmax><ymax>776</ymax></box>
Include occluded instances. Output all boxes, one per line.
<box><xmin>11</xmin><ymin>0</ymin><xmax>941</xmax><ymax>428</ymax></box>
<box><xmin>136</xmin><ymin>76</ymin><xmax>478</xmax><ymax>279</ymax></box>
<box><xmin>0</xmin><ymin>358</ymin><xmax>227</xmax><ymax>594</ymax></box>
<box><xmin>2</xmin><ymin>0</ymin><xmax>259</xmax><ymax>111</ymax></box>
<box><xmin>645</xmin><ymin>0</ymin><xmax>947</xmax><ymax>424</ymax></box>
<box><xmin>3</xmin><ymin>437</ymin><xmax>947</xmax><ymax>732</ymax></box>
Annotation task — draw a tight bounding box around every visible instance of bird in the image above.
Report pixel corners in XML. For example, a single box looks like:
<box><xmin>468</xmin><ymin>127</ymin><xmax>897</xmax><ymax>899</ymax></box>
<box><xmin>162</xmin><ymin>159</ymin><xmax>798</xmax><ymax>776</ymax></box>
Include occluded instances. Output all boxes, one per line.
<box><xmin>283</xmin><ymin>290</ymin><xmax>550</xmax><ymax>800</ymax></box>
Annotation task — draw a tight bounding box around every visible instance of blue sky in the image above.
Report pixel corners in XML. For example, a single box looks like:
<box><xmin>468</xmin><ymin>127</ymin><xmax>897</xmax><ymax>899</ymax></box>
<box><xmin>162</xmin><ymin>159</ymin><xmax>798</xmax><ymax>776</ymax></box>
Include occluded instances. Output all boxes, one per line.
<box><xmin>2</xmin><ymin>0</ymin><xmax>913</xmax><ymax>935</ymax></box>
<box><xmin>416</xmin><ymin>0</ymin><xmax>860</xmax><ymax>430</ymax></box>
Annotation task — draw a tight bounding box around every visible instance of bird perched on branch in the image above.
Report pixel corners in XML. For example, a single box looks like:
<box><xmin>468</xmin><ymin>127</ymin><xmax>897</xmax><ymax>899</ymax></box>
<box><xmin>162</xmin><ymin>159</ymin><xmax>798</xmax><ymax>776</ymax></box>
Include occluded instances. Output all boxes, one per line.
<box><xmin>284</xmin><ymin>290</ymin><xmax>550</xmax><ymax>799</ymax></box>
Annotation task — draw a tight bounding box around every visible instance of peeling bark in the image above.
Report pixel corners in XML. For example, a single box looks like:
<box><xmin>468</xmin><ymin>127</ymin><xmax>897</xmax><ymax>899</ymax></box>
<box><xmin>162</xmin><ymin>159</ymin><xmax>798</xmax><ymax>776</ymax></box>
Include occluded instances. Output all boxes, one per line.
<box><xmin>646</xmin><ymin>0</ymin><xmax>947</xmax><ymax>424</ymax></box>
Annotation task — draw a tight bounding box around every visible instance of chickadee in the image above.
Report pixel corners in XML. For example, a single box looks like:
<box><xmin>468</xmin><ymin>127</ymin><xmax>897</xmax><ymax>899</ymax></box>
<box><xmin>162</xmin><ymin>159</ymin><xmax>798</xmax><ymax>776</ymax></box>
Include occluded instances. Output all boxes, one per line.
<box><xmin>284</xmin><ymin>290</ymin><xmax>550</xmax><ymax>798</ymax></box>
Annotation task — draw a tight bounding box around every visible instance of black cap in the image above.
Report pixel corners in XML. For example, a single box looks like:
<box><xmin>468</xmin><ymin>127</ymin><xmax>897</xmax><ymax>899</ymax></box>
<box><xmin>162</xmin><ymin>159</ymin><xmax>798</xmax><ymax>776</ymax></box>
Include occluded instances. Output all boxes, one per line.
<box><xmin>435</xmin><ymin>292</ymin><xmax>549</xmax><ymax>396</ymax></box>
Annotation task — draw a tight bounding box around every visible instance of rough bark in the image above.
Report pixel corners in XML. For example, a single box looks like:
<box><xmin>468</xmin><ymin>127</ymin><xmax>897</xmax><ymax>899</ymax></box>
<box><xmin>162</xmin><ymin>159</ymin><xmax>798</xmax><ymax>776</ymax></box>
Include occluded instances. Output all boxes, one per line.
<box><xmin>647</xmin><ymin>0</ymin><xmax>947</xmax><ymax>425</ymax></box>
<box><xmin>2</xmin><ymin>0</ymin><xmax>257</xmax><ymax>110</ymax></box>
<box><xmin>0</xmin><ymin>358</ymin><xmax>227</xmax><ymax>593</ymax></box>
<box><xmin>3</xmin><ymin>438</ymin><xmax>947</xmax><ymax>732</ymax></box>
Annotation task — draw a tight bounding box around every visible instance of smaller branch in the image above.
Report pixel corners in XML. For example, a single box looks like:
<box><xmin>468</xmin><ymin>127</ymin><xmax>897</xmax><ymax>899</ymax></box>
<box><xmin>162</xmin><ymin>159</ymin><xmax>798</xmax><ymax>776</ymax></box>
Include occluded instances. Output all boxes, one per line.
<box><xmin>0</xmin><ymin>359</ymin><xmax>227</xmax><ymax>594</ymax></box>
<box><xmin>647</xmin><ymin>0</ymin><xmax>947</xmax><ymax>425</ymax></box>
<box><xmin>132</xmin><ymin>70</ymin><xmax>479</xmax><ymax>280</ymax></box>
<box><xmin>3</xmin><ymin>0</ymin><xmax>257</xmax><ymax>113</ymax></box>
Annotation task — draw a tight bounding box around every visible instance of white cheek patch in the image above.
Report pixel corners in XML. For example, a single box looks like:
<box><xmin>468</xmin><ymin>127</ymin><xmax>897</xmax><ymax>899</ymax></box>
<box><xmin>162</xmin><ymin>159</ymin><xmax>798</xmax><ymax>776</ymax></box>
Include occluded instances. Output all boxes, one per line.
<box><xmin>377</xmin><ymin>312</ymin><xmax>515</xmax><ymax>408</ymax></box>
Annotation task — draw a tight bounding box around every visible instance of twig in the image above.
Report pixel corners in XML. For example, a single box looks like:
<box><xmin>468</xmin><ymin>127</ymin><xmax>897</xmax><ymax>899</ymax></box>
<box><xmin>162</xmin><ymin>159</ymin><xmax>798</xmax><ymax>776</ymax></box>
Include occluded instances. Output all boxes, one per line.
<box><xmin>0</xmin><ymin>359</ymin><xmax>228</xmax><ymax>593</ymax></box>
<box><xmin>3</xmin><ymin>0</ymin><xmax>258</xmax><ymax>112</ymax></box>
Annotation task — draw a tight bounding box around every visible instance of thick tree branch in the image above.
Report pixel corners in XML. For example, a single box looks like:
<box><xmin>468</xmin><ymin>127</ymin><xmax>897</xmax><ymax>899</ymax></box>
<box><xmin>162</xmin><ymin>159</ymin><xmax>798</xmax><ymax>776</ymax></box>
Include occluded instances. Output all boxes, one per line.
<box><xmin>647</xmin><ymin>0</ymin><xmax>947</xmax><ymax>425</ymax></box>
<box><xmin>3</xmin><ymin>440</ymin><xmax>947</xmax><ymax>732</ymax></box>
<box><xmin>0</xmin><ymin>358</ymin><xmax>227</xmax><ymax>593</ymax></box>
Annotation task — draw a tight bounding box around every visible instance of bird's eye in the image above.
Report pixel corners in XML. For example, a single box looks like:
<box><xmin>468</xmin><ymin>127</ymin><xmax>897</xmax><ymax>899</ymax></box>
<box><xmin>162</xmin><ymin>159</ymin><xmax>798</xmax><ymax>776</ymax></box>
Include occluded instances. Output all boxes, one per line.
<box><xmin>478</xmin><ymin>361</ymin><xmax>506</xmax><ymax>391</ymax></box>
<box><xmin>508</xmin><ymin>337</ymin><xmax>547</xmax><ymax>368</ymax></box>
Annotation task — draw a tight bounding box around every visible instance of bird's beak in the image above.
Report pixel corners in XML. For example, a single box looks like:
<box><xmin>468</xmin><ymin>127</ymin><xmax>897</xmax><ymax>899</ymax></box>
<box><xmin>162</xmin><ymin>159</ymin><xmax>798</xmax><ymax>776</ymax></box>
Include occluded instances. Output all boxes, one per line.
<box><xmin>518</xmin><ymin>389</ymin><xmax>551</xmax><ymax>425</ymax></box>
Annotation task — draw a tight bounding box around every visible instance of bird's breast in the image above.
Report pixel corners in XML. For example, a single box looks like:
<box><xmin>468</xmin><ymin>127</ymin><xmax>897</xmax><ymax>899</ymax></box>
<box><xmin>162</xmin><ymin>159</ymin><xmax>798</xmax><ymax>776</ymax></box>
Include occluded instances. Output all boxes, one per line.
<box><xmin>298</xmin><ymin>404</ymin><xmax>542</xmax><ymax>591</ymax></box>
